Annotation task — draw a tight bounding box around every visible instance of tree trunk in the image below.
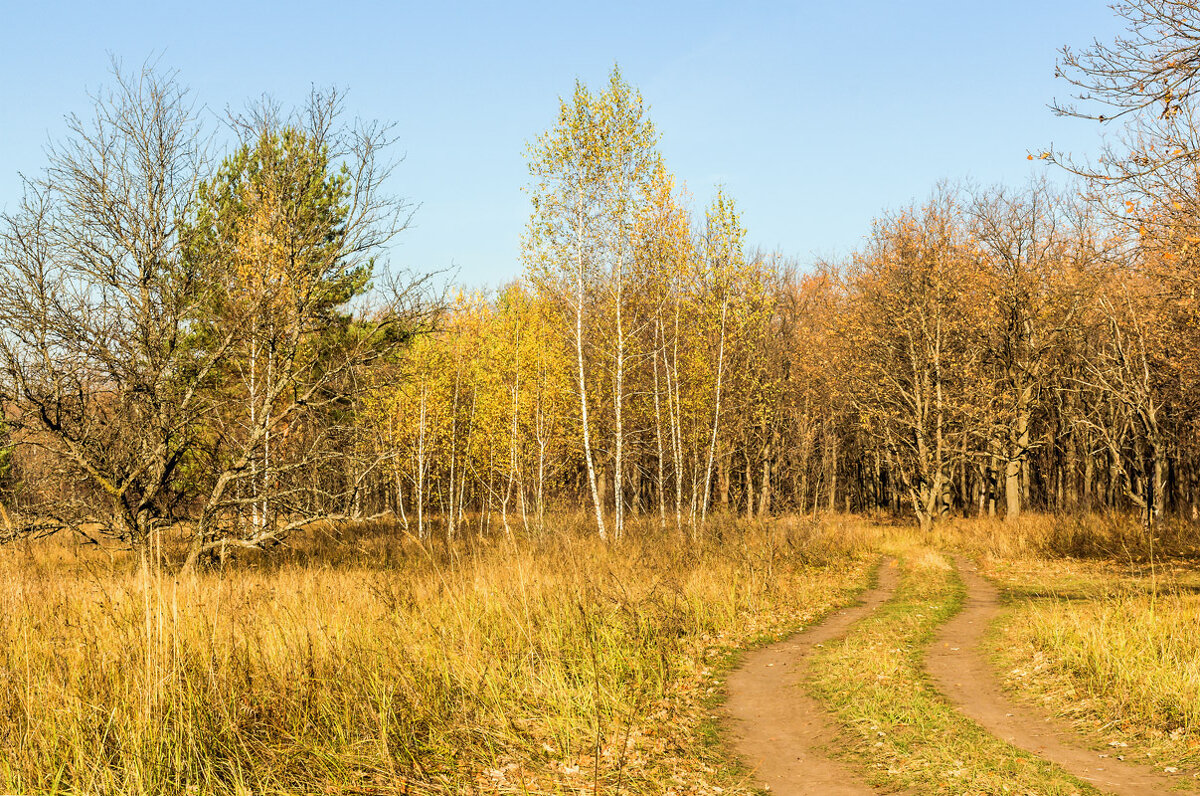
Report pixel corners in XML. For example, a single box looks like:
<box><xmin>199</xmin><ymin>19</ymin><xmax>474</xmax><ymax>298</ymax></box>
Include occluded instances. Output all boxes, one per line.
<box><xmin>613</xmin><ymin>270</ymin><xmax>625</xmax><ymax>539</ymax></box>
<box><xmin>575</xmin><ymin>220</ymin><xmax>607</xmax><ymax>541</ymax></box>
<box><xmin>653</xmin><ymin>330</ymin><xmax>667</xmax><ymax>528</ymax></box>
<box><xmin>700</xmin><ymin>297</ymin><xmax>728</xmax><ymax>530</ymax></box>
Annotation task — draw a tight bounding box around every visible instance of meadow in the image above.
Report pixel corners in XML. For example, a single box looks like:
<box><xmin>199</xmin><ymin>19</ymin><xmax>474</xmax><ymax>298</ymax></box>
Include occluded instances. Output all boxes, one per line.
<box><xmin>977</xmin><ymin>515</ymin><xmax>1200</xmax><ymax>780</ymax></box>
<box><xmin>4</xmin><ymin>512</ymin><xmax>1200</xmax><ymax>794</ymax></box>
<box><xmin>0</xmin><ymin>516</ymin><xmax>875</xmax><ymax>795</ymax></box>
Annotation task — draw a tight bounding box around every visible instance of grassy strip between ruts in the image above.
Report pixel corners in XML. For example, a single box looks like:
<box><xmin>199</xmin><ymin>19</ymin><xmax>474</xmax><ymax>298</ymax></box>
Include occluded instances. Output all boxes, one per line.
<box><xmin>983</xmin><ymin>555</ymin><xmax>1200</xmax><ymax>780</ymax></box>
<box><xmin>806</xmin><ymin>546</ymin><xmax>1096</xmax><ymax>796</ymax></box>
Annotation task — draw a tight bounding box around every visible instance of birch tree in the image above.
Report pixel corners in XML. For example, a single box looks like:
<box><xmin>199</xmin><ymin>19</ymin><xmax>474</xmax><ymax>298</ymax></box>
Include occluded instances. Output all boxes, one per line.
<box><xmin>699</xmin><ymin>191</ymin><xmax>747</xmax><ymax>528</ymax></box>
<box><xmin>525</xmin><ymin>68</ymin><xmax>660</xmax><ymax>539</ymax></box>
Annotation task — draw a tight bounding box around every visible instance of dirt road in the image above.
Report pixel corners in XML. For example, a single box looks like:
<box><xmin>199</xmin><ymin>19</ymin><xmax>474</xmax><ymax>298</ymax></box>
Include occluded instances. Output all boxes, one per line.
<box><xmin>723</xmin><ymin>559</ymin><xmax>899</xmax><ymax>795</ymax></box>
<box><xmin>926</xmin><ymin>557</ymin><xmax>1199</xmax><ymax>796</ymax></box>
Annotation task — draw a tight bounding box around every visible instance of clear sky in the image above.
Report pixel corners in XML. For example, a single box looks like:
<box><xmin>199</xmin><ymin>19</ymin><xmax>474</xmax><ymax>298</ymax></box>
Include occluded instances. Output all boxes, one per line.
<box><xmin>0</xmin><ymin>1</ymin><xmax>1124</xmax><ymax>290</ymax></box>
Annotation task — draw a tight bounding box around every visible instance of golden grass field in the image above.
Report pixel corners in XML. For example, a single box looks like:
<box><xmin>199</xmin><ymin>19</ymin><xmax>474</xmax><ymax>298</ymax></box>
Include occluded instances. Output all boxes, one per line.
<box><xmin>984</xmin><ymin>551</ymin><xmax>1200</xmax><ymax>775</ymax></box>
<box><xmin>2</xmin><ymin>512</ymin><xmax>1199</xmax><ymax>795</ymax></box>
<box><xmin>0</xmin><ymin>516</ymin><xmax>876</xmax><ymax>795</ymax></box>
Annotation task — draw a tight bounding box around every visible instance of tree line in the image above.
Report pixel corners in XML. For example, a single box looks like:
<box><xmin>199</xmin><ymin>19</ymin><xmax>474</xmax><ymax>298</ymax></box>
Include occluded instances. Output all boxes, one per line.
<box><xmin>329</xmin><ymin>58</ymin><xmax>1200</xmax><ymax>541</ymax></box>
<box><xmin>355</xmin><ymin>35</ymin><xmax>1200</xmax><ymax>540</ymax></box>
<box><xmin>359</xmin><ymin>173</ymin><xmax>1190</xmax><ymax>539</ymax></box>
<box><xmin>5</xmin><ymin>1</ymin><xmax>1200</xmax><ymax>561</ymax></box>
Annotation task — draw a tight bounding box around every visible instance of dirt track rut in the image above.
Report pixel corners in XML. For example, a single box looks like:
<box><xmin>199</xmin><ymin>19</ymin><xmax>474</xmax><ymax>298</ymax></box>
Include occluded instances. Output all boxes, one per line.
<box><xmin>926</xmin><ymin>556</ymin><xmax>1200</xmax><ymax>796</ymax></box>
<box><xmin>723</xmin><ymin>558</ymin><xmax>898</xmax><ymax>795</ymax></box>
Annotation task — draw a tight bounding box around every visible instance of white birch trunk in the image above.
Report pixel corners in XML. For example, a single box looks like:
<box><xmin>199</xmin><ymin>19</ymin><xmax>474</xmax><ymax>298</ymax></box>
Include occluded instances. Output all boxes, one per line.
<box><xmin>701</xmin><ymin>296</ymin><xmax>728</xmax><ymax>530</ymax></box>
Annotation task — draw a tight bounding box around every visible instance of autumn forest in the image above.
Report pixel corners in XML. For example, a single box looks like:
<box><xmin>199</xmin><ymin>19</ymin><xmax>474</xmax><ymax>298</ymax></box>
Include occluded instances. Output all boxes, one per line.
<box><xmin>5</xmin><ymin>2</ymin><xmax>1200</xmax><ymax>795</ymax></box>
<box><xmin>3</xmin><ymin>65</ymin><xmax>1195</xmax><ymax>555</ymax></box>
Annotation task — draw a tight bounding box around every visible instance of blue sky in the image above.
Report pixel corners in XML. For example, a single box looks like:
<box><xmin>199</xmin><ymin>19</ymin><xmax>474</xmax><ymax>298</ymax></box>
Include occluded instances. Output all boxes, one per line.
<box><xmin>0</xmin><ymin>1</ymin><xmax>1124</xmax><ymax>289</ymax></box>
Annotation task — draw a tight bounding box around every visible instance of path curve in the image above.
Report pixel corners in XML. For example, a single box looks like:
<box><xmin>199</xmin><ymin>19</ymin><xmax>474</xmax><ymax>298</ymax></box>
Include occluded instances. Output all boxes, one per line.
<box><xmin>723</xmin><ymin>558</ymin><xmax>899</xmax><ymax>795</ymax></box>
<box><xmin>926</xmin><ymin>556</ymin><xmax>1200</xmax><ymax>796</ymax></box>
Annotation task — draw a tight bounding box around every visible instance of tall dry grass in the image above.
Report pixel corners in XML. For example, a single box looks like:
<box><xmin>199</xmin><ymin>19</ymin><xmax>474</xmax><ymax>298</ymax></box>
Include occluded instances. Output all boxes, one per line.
<box><xmin>957</xmin><ymin>512</ymin><xmax>1200</xmax><ymax>772</ymax></box>
<box><xmin>1001</xmin><ymin>589</ymin><xmax>1200</xmax><ymax>732</ymax></box>
<box><xmin>929</xmin><ymin>510</ymin><xmax>1200</xmax><ymax>562</ymax></box>
<box><xmin>979</xmin><ymin>549</ymin><xmax>1200</xmax><ymax>769</ymax></box>
<box><xmin>0</xmin><ymin>514</ymin><xmax>876</xmax><ymax>795</ymax></box>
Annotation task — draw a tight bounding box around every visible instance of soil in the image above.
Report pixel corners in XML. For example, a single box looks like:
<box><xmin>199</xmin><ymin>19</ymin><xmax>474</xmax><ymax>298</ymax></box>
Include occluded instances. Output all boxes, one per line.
<box><xmin>926</xmin><ymin>556</ymin><xmax>1200</xmax><ymax>796</ymax></box>
<box><xmin>722</xmin><ymin>558</ymin><xmax>899</xmax><ymax>795</ymax></box>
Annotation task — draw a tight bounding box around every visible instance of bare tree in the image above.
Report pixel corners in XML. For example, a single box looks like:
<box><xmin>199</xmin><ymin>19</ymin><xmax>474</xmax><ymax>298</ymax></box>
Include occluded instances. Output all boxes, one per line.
<box><xmin>1055</xmin><ymin>0</ymin><xmax>1200</xmax><ymax>123</ymax></box>
<box><xmin>0</xmin><ymin>64</ymin><xmax>431</xmax><ymax>567</ymax></box>
<box><xmin>1051</xmin><ymin>2</ymin><xmax>1200</xmax><ymax>192</ymax></box>
<box><xmin>0</xmin><ymin>64</ymin><xmax>218</xmax><ymax>547</ymax></box>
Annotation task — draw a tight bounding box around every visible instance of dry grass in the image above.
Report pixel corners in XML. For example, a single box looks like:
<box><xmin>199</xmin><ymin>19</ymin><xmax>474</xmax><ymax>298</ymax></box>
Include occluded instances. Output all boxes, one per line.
<box><xmin>920</xmin><ymin>511</ymin><xmax>1200</xmax><ymax>777</ymax></box>
<box><xmin>809</xmin><ymin>512</ymin><xmax>1200</xmax><ymax>785</ymax></box>
<box><xmin>931</xmin><ymin>511</ymin><xmax>1200</xmax><ymax>562</ymax></box>
<box><xmin>983</xmin><ymin>553</ymin><xmax>1200</xmax><ymax>776</ymax></box>
<box><xmin>0</xmin><ymin>514</ymin><xmax>876</xmax><ymax>795</ymax></box>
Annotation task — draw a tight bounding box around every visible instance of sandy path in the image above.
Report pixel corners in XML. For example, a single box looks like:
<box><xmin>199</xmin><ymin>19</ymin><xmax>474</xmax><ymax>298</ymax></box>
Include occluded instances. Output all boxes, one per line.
<box><xmin>723</xmin><ymin>558</ymin><xmax>899</xmax><ymax>795</ymax></box>
<box><xmin>926</xmin><ymin>556</ymin><xmax>1199</xmax><ymax>796</ymax></box>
